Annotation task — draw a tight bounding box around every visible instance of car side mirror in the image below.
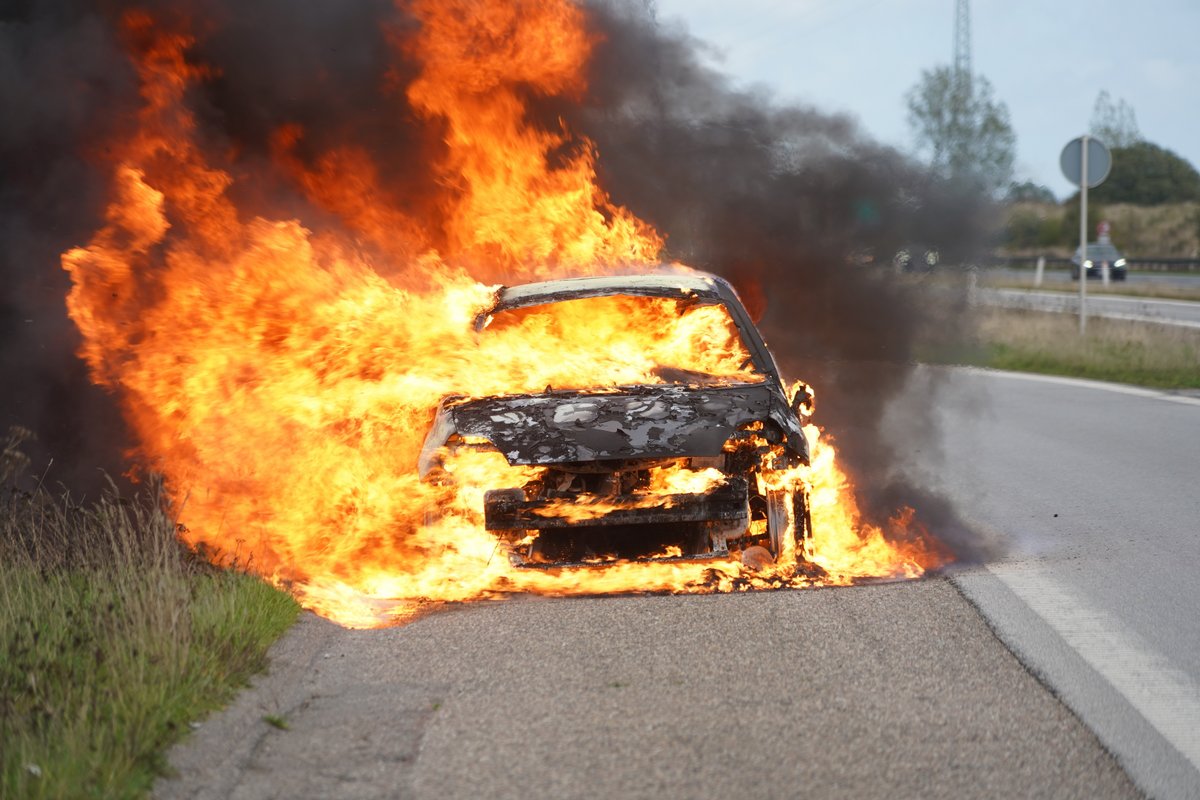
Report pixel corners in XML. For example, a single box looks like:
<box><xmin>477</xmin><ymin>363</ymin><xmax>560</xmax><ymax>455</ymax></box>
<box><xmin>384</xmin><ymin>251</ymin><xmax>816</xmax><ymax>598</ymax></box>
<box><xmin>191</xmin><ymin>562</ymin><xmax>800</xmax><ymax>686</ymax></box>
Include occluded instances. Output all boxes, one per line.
<box><xmin>790</xmin><ymin>381</ymin><xmax>815</xmax><ymax>420</ymax></box>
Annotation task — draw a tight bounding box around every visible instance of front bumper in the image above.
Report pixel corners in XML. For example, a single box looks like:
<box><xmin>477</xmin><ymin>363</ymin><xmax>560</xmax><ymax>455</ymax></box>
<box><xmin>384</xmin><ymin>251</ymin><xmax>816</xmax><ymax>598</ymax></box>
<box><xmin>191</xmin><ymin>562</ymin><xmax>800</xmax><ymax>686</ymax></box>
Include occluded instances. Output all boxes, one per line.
<box><xmin>484</xmin><ymin>477</ymin><xmax>750</xmax><ymax>531</ymax></box>
<box><xmin>1080</xmin><ymin>266</ymin><xmax>1127</xmax><ymax>280</ymax></box>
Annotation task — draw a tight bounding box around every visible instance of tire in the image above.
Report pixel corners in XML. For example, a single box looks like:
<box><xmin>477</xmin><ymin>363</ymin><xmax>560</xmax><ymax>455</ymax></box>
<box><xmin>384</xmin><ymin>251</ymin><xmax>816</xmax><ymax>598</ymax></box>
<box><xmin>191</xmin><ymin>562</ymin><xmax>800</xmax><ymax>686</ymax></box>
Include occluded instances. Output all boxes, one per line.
<box><xmin>765</xmin><ymin>489</ymin><xmax>788</xmax><ymax>556</ymax></box>
<box><xmin>765</xmin><ymin>485</ymin><xmax>812</xmax><ymax>560</ymax></box>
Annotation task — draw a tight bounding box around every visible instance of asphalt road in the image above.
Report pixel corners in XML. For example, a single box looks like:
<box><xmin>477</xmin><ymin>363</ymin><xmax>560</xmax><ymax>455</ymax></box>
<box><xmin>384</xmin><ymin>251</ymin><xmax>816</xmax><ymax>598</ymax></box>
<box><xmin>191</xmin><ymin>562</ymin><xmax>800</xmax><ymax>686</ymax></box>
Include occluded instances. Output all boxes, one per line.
<box><xmin>897</xmin><ymin>369</ymin><xmax>1200</xmax><ymax>799</ymax></box>
<box><xmin>977</xmin><ymin>287</ymin><xmax>1200</xmax><ymax>329</ymax></box>
<box><xmin>157</xmin><ymin>582</ymin><xmax>1135</xmax><ymax>800</ymax></box>
<box><xmin>153</xmin><ymin>368</ymin><xmax>1200</xmax><ymax>800</ymax></box>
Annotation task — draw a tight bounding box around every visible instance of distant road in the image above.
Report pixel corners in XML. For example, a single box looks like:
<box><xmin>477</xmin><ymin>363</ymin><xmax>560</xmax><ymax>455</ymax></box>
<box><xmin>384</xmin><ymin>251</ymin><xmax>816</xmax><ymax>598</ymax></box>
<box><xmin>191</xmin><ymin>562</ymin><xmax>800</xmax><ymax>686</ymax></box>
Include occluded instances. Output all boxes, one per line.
<box><xmin>987</xmin><ymin>267</ymin><xmax>1200</xmax><ymax>289</ymax></box>
<box><xmin>978</xmin><ymin>286</ymin><xmax>1200</xmax><ymax>329</ymax></box>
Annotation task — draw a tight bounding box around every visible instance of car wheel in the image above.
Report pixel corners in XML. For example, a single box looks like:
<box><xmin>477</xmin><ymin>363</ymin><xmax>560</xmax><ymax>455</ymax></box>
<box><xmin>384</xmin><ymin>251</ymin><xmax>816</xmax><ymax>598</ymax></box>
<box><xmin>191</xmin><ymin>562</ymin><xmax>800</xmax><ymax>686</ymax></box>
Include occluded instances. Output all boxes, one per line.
<box><xmin>765</xmin><ymin>485</ymin><xmax>812</xmax><ymax>561</ymax></box>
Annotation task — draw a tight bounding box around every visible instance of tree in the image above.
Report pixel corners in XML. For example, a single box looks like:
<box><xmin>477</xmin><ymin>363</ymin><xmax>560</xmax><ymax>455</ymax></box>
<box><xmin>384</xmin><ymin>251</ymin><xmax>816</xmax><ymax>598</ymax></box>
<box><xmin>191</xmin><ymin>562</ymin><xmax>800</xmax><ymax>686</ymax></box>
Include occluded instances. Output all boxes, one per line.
<box><xmin>906</xmin><ymin>66</ymin><xmax>1016</xmax><ymax>194</ymax></box>
<box><xmin>1003</xmin><ymin>205</ymin><xmax>1064</xmax><ymax>251</ymax></box>
<box><xmin>1087</xmin><ymin>142</ymin><xmax>1200</xmax><ymax>205</ymax></box>
<box><xmin>1090</xmin><ymin>91</ymin><xmax>1140</xmax><ymax>148</ymax></box>
<box><xmin>1006</xmin><ymin>180</ymin><xmax>1057</xmax><ymax>204</ymax></box>
<box><xmin>1060</xmin><ymin>198</ymin><xmax>1103</xmax><ymax>247</ymax></box>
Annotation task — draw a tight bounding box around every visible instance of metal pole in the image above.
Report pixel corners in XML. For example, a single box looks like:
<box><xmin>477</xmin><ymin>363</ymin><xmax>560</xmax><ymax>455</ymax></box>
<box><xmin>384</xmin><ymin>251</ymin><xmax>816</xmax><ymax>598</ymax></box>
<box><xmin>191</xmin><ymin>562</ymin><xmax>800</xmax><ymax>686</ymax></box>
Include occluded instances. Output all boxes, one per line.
<box><xmin>1079</xmin><ymin>135</ymin><xmax>1089</xmax><ymax>334</ymax></box>
<box><xmin>1035</xmin><ymin>255</ymin><xmax>1045</xmax><ymax>287</ymax></box>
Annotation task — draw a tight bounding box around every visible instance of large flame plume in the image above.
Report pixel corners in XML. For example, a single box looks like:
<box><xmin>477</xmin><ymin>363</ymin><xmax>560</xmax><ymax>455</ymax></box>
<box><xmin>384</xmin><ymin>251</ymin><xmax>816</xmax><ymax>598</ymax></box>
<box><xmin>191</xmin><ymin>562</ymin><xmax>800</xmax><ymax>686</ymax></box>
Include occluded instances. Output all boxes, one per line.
<box><xmin>61</xmin><ymin>2</ymin><xmax>948</xmax><ymax>627</ymax></box>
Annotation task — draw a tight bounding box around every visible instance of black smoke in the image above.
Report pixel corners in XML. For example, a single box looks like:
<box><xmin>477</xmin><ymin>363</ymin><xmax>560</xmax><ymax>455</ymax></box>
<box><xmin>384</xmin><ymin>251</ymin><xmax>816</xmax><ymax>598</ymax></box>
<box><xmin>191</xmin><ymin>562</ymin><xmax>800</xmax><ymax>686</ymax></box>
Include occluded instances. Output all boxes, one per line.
<box><xmin>0</xmin><ymin>1</ymin><xmax>139</xmax><ymax>490</ymax></box>
<box><xmin>569</xmin><ymin>2</ymin><xmax>997</xmax><ymax>560</ymax></box>
<box><xmin>1</xmin><ymin>0</ymin><xmax>996</xmax><ymax>558</ymax></box>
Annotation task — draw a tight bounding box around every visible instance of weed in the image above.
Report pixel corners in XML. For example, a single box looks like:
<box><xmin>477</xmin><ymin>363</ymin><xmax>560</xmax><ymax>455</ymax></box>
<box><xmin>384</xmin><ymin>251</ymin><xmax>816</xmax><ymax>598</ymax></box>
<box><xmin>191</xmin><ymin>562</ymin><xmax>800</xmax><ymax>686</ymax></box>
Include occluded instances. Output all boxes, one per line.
<box><xmin>0</xmin><ymin>429</ymin><xmax>300</xmax><ymax>798</ymax></box>
<box><xmin>263</xmin><ymin>714</ymin><xmax>289</xmax><ymax>731</ymax></box>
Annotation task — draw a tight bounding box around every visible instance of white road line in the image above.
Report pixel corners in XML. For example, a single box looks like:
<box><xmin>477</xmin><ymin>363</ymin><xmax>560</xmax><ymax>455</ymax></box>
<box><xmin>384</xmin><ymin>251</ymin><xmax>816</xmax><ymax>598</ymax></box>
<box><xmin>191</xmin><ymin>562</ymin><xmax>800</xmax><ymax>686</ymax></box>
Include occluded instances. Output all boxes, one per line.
<box><xmin>955</xmin><ymin>367</ymin><xmax>1200</xmax><ymax>408</ymax></box>
<box><xmin>988</xmin><ymin>562</ymin><xmax>1200</xmax><ymax>771</ymax></box>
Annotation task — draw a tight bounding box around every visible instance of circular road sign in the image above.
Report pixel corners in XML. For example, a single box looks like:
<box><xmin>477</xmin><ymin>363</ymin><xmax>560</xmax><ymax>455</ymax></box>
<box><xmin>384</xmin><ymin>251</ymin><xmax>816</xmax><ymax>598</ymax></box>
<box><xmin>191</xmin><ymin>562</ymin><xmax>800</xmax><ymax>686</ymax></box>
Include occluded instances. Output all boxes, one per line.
<box><xmin>1060</xmin><ymin>136</ymin><xmax>1111</xmax><ymax>188</ymax></box>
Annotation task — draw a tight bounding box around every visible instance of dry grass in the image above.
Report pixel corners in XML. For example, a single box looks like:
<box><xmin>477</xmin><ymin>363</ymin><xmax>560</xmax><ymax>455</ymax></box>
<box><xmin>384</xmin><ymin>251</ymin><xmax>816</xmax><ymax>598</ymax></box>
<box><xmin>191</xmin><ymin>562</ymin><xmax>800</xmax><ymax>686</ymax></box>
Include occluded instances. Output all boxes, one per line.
<box><xmin>0</xmin><ymin>428</ymin><xmax>299</xmax><ymax>799</ymax></box>
<box><xmin>1002</xmin><ymin>201</ymin><xmax>1200</xmax><ymax>259</ymax></box>
<box><xmin>1104</xmin><ymin>202</ymin><xmax>1200</xmax><ymax>259</ymax></box>
<box><xmin>933</xmin><ymin>308</ymin><xmax>1200</xmax><ymax>389</ymax></box>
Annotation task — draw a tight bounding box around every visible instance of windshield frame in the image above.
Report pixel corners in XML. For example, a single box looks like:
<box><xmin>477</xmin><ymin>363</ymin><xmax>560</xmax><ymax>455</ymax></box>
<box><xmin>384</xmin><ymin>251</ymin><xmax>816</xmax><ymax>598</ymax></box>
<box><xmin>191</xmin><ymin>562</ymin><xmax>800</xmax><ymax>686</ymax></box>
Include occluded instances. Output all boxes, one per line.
<box><xmin>473</xmin><ymin>272</ymin><xmax>782</xmax><ymax>385</ymax></box>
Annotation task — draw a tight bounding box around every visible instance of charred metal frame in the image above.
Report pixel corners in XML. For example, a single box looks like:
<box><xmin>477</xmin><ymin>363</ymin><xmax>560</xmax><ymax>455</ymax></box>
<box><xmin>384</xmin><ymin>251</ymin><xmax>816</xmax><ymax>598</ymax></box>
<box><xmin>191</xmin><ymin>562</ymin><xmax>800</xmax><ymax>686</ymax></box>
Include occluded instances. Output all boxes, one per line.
<box><xmin>484</xmin><ymin>478</ymin><xmax>750</xmax><ymax>531</ymax></box>
<box><xmin>472</xmin><ymin>273</ymin><xmax>783</xmax><ymax>382</ymax></box>
<box><xmin>418</xmin><ymin>268</ymin><xmax>813</xmax><ymax>565</ymax></box>
<box><xmin>418</xmin><ymin>270</ymin><xmax>809</xmax><ymax>476</ymax></box>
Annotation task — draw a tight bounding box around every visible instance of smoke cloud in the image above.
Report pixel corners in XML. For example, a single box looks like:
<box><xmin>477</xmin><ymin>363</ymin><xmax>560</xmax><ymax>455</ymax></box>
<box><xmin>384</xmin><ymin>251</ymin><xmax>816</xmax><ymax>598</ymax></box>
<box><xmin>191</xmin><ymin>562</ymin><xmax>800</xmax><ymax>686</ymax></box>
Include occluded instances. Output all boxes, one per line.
<box><xmin>1</xmin><ymin>0</ymin><xmax>995</xmax><ymax>558</ymax></box>
<box><xmin>572</xmin><ymin>2</ymin><xmax>997</xmax><ymax>560</ymax></box>
<box><xmin>1</xmin><ymin>2</ymin><xmax>139</xmax><ymax>488</ymax></box>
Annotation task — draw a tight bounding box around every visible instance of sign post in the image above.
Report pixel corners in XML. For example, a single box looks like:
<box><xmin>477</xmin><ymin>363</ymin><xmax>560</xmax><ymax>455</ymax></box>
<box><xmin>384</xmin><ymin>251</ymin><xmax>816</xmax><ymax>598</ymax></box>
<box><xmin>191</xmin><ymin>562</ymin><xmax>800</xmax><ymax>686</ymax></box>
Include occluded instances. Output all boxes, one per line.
<box><xmin>1079</xmin><ymin>136</ymin><xmax>1089</xmax><ymax>332</ymax></box>
<box><xmin>1060</xmin><ymin>136</ymin><xmax>1112</xmax><ymax>334</ymax></box>
<box><xmin>1098</xmin><ymin>220</ymin><xmax>1111</xmax><ymax>286</ymax></box>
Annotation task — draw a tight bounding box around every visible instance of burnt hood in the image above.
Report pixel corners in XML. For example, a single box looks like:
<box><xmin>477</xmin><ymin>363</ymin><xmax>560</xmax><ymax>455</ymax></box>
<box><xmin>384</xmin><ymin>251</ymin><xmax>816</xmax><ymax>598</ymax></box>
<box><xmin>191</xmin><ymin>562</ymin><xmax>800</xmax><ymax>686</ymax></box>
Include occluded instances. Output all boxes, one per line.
<box><xmin>419</xmin><ymin>382</ymin><xmax>806</xmax><ymax>474</ymax></box>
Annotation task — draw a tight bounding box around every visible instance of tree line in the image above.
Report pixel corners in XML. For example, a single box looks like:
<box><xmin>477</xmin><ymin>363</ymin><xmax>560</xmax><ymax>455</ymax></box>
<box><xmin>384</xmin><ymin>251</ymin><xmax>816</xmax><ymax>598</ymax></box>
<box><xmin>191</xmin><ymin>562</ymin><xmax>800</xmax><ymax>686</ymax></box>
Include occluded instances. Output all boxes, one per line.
<box><xmin>906</xmin><ymin>73</ymin><xmax>1200</xmax><ymax>207</ymax></box>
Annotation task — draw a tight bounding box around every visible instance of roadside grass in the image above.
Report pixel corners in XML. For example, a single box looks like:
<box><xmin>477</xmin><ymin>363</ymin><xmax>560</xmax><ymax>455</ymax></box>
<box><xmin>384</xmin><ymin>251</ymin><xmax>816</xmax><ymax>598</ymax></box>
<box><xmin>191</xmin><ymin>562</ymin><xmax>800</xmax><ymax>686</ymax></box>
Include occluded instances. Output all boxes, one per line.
<box><xmin>982</xmin><ymin>274</ymin><xmax>1200</xmax><ymax>302</ymax></box>
<box><xmin>1</xmin><ymin>430</ymin><xmax>300</xmax><ymax>799</ymax></box>
<box><xmin>928</xmin><ymin>308</ymin><xmax>1200</xmax><ymax>389</ymax></box>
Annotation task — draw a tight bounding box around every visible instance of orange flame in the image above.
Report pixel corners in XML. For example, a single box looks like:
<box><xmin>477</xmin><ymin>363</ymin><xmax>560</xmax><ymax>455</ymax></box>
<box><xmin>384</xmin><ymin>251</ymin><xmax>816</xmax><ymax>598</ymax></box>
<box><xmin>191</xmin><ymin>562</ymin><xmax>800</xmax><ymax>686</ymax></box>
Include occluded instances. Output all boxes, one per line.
<box><xmin>61</xmin><ymin>3</ymin><xmax>948</xmax><ymax>628</ymax></box>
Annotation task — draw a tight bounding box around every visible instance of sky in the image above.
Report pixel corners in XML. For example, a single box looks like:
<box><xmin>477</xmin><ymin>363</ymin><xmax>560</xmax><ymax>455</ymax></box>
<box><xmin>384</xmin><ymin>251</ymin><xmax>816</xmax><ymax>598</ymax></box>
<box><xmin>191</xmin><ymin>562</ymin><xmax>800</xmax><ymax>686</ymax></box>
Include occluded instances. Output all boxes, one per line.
<box><xmin>651</xmin><ymin>0</ymin><xmax>1200</xmax><ymax>199</ymax></box>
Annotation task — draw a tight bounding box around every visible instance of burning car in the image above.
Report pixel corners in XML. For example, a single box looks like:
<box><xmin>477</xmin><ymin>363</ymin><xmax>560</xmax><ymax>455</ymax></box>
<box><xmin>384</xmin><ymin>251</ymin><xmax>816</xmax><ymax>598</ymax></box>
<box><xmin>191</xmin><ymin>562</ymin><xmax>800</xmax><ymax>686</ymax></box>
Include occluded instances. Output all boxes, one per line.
<box><xmin>418</xmin><ymin>272</ymin><xmax>816</xmax><ymax>569</ymax></box>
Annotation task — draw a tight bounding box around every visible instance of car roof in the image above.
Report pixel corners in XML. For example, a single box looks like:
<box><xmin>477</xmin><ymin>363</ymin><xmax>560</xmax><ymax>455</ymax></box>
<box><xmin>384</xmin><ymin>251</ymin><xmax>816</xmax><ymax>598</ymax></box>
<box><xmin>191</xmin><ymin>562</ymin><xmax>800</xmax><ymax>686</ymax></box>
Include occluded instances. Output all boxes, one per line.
<box><xmin>487</xmin><ymin>271</ymin><xmax>726</xmax><ymax>315</ymax></box>
<box><xmin>474</xmin><ymin>268</ymin><xmax>782</xmax><ymax>382</ymax></box>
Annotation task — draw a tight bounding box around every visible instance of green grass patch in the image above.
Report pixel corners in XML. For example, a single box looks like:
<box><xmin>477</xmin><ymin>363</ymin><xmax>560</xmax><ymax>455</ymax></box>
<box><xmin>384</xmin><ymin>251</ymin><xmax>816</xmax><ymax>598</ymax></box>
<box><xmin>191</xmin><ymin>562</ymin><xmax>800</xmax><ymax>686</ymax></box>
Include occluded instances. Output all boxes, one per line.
<box><xmin>928</xmin><ymin>308</ymin><xmax>1200</xmax><ymax>389</ymax></box>
<box><xmin>1</xmin><ymin>431</ymin><xmax>300</xmax><ymax>799</ymax></box>
<box><xmin>262</xmin><ymin>714</ymin><xmax>290</xmax><ymax>731</ymax></box>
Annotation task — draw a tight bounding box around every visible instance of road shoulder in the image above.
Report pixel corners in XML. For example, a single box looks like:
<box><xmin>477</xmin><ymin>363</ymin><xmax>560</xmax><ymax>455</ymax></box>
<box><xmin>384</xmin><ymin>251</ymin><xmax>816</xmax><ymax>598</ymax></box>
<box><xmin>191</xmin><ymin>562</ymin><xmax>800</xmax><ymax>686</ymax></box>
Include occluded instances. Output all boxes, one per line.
<box><xmin>155</xmin><ymin>580</ymin><xmax>1141</xmax><ymax>800</ymax></box>
<box><xmin>954</xmin><ymin>567</ymin><xmax>1200</xmax><ymax>800</ymax></box>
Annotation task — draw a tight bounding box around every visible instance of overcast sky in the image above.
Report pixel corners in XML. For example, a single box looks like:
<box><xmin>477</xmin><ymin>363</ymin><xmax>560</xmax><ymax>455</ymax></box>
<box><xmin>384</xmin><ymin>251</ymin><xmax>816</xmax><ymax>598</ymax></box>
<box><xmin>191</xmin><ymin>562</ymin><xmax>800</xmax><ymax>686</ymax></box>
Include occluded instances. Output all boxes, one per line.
<box><xmin>651</xmin><ymin>0</ymin><xmax>1200</xmax><ymax>199</ymax></box>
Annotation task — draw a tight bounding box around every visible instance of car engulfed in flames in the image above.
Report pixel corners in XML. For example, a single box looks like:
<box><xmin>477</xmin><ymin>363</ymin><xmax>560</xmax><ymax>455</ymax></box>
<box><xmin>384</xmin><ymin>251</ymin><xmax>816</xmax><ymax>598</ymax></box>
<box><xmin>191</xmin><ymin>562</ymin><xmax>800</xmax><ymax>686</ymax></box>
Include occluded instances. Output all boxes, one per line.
<box><xmin>55</xmin><ymin>2</ymin><xmax>952</xmax><ymax>627</ymax></box>
<box><xmin>419</xmin><ymin>271</ymin><xmax>818</xmax><ymax>569</ymax></box>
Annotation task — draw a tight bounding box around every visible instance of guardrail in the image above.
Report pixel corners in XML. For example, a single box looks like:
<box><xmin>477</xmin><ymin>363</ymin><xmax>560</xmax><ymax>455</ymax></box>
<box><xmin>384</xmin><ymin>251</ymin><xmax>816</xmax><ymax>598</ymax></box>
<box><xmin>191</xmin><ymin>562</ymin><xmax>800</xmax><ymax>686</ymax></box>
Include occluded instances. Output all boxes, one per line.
<box><xmin>1125</xmin><ymin>258</ymin><xmax>1200</xmax><ymax>272</ymax></box>
<box><xmin>989</xmin><ymin>255</ymin><xmax>1200</xmax><ymax>272</ymax></box>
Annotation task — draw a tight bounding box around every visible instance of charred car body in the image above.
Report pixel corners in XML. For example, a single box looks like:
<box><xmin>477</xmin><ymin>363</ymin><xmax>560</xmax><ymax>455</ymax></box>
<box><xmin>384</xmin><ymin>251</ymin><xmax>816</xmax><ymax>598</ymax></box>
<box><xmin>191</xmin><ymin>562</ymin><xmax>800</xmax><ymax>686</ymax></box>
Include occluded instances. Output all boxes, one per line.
<box><xmin>418</xmin><ymin>272</ymin><xmax>815</xmax><ymax>567</ymax></box>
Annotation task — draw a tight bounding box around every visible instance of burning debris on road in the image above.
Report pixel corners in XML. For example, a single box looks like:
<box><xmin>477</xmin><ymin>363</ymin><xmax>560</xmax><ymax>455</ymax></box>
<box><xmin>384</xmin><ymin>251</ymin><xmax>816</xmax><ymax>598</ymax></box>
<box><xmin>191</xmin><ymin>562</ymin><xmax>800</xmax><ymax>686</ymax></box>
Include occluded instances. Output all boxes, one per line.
<box><xmin>1</xmin><ymin>0</ymin><xmax>986</xmax><ymax>627</ymax></box>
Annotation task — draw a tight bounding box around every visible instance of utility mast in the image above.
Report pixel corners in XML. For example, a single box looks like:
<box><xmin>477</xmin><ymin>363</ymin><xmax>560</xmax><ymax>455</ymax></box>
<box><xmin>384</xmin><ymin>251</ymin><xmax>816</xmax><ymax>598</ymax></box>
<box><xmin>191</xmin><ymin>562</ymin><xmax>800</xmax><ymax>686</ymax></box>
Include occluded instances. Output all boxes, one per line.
<box><xmin>945</xmin><ymin>0</ymin><xmax>974</xmax><ymax>189</ymax></box>
<box><xmin>953</xmin><ymin>0</ymin><xmax>972</xmax><ymax>82</ymax></box>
